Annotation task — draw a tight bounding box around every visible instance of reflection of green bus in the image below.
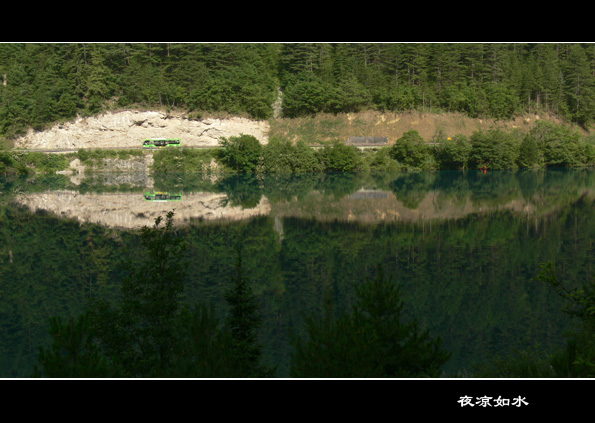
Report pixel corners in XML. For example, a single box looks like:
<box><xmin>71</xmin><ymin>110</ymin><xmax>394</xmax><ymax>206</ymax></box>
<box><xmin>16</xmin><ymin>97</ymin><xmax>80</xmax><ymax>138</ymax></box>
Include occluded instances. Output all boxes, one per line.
<box><xmin>142</xmin><ymin>138</ymin><xmax>181</xmax><ymax>148</ymax></box>
<box><xmin>143</xmin><ymin>192</ymin><xmax>182</xmax><ymax>202</ymax></box>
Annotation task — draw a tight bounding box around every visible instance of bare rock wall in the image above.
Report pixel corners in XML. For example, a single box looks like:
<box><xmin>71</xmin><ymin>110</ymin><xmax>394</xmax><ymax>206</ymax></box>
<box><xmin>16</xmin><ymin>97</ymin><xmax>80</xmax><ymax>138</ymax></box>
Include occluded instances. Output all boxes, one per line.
<box><xmin>14</xmin><ymin>110</ymin><xmax>270</xmax><ymax>150</ymax></box>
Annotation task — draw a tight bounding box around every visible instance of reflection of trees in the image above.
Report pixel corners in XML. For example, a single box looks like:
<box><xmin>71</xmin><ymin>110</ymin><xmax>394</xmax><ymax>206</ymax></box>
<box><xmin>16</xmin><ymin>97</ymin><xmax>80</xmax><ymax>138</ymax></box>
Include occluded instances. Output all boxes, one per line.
<box><xmin>5</xmin><ymin>176</ymin><xmax>595</xmax><ymax>376</ymax></box>
<box><xmin>315</xmin><ymin>172</ymin><xmax>361</xmax><ymax>200</ymax></box>
<box><xmin>466</xmin><ymin>170</ymin><xmax>521</xmax><ymax>207</ymax></box>
<box><xmin>388</xmin><ymin>172</ymin><xmax>437</xmax><ymax>209</ymax></box>
<box><xmin>516</xmin><ymin>169</ymin><xmax>544</xmax><ymax>201</ymax></box>
<box><xmin>261</xmin><ymin>173</ymin><xmax>322</xmax><ymax>203</ymax></box>
<box><xmin>216</xmin><ymin>174</ymin><xmax>263</xmax><ymax>209</ymax></box>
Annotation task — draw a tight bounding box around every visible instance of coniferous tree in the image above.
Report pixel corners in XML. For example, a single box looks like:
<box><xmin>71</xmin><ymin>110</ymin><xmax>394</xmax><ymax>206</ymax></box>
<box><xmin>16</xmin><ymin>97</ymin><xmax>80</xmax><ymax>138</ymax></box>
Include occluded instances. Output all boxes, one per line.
<box><xmin>88</xmin><ymin>211</ymin><xmax>188</xmax><ymax>377</ymax></box>
<box><xmin>564</xmin><ymin>44</ymin><xmax>595</xmax><ymax>127</ymax></box>
<box><xmin>224</xmin><ymin>244</ymin><xmax>274</xmax><ymax>377</ymax></box>
<box><xmin>33</xmin><ymin>312</ymin><xmax>120</xmax><ymax>377</ymax></box>
<box><xmin>290</xmin><ymin>265</ymin><xmax>450</xmax><ymax>378</ymax></box>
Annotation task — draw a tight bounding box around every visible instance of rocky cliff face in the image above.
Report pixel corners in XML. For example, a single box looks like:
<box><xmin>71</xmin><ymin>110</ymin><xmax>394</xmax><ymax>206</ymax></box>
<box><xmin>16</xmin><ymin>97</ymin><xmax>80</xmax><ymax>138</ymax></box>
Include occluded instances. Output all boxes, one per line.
<box><xmin>14</xmin><ymin>110</ymin><xmax>270</xmax><ymax>150</ymax></box>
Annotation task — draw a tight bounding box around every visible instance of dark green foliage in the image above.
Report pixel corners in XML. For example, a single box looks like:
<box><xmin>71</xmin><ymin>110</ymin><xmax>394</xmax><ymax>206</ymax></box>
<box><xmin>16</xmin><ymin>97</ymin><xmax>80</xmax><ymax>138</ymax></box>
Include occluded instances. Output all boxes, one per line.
<box><xmin>88</xmin><ymin>211</ymin><xmax>188</xmax><ymax>376</ymax></box>
<box><xmin>483</xmin><ymin>81</ymin><xmax>519</xmax><ymax>120</ymax></box>
<box><xmin>5</xmin><ymin>43</ymin><xmax>595</xmax><ymax>141</ymax></box>
<box><xmin>261</xmin><ymin>137</ymin><xmax>298</xmax><ymax>173</ymax></box>
<box><xmin>528</xmin><ymin>121</ymin><xmax>593</xmax><ymax>167</ymax></box>
<box><xmin>479</xmin><ymin>260</ymin><xmax>595</xmax><ymax>378</ymax></box>
<box><xmin>529</xmin><ymin>120</ymin><xmax>583</xmax><ymax>168</ymax></box>
<box><xmin>219</xmin><ymin>134</ymin><xmax>263</xmax><ymax>173</ymax></box>
<box><xmin>468</xmin><ymin>129</ymin><xmax>520</xmax><ymax>170</ymax></box>
<box><xmin>32</xmin><ymin>210</ymin><xmax>273</xmax><ymax>378</ymax></box>
<box><xmin>316</xmin><ymin>140</ymin><xmax>362</xmax><ymax>172</ymax></box>
<box><xmin>0</xmin><ymin>150</ymin><xmax>19</xmax><ymax>175</ymax></box>
<box><xmin>365</xmin><ymin>146</ymin><xmax>401</xmax><ymax>172</ymax></box>
<box><xmin>472</xmin><ymin>346</ymin><xmax>555</xmax><ymax>378</ymax></box>
<box><xmin>389</xmin><ymin>130</ymin><xmax>434</xmax><ymax>170</ymax></box>
<box><xmin>281</xmin><ymin>74</ymin><xmax>331</xmax><ymax>118</ymax></box>
<box><xmin>290</xmin><ymin>265</ymin><xmax>450</xmax><ymax>378</ymax></box>
<box><xmin>33</xmin><ymin>312</ymin><xmax>118</xmax><ymax>377</ymax></box>
<box><xmin>168</xmin><ymin>304</ymin><xmax>236</xmax><ymax>378</ymax></box>
<box><xmin>291</xmin><ymin>140</ymin><xmax>324</xmax><ymax>173</ymax></box>
<box><xmin>517</xmin><ymin>135</ymin><xmax>540</xmax><ymax>168</ymax></box>
<box><xmin>224</xmin><ymin>247</ymin><xmax>274</xmax><ymax>377</ymax></box>
<box><xmin>435</xmin><ymin>135</ymin><xmax>472</xmax><ymax>170</ymax></box>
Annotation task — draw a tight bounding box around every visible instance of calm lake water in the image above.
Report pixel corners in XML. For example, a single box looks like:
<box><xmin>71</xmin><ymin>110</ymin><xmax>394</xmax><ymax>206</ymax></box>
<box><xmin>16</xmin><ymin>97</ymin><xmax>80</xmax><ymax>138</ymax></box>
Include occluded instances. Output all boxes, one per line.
<box><xmin>2</xmin><ymin>168</ymin><xmax>594</xmax><ymax>377</ymax></box>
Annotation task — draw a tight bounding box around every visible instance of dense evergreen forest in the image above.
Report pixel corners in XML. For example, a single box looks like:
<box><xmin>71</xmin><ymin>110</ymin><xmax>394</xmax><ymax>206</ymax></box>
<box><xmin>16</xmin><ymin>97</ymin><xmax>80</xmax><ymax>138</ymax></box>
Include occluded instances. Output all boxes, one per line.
<box><xmin>2</xmin><ymin>43</ymin><xmax>595</xmax><ymax>140</ymax></box>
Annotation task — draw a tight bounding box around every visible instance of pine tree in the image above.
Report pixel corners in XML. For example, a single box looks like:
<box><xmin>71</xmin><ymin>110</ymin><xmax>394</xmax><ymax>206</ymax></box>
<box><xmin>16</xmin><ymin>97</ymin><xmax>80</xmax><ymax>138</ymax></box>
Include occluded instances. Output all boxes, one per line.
<box><xmin>564</xmin><ymin>44</ymin><xmax>595</xmax><ymax>127</ymax></box>
<box><xmin>33</xmin><ymin>312</ymin><xmax>119</xmax><ymax>377</ymax></box>
<box><xmin>290</xmin><ymin>265</ymin><xmax>450</xmax><ymax>378</ymax></box>
<box><xmin>224</xmin><ymin>244</ymin><xmax>274</xmax><ymax>377</ymax></box>
<box><xmin>88</xmin><ymin>211</ymin><xmax>188</xmax><ymax>377</ymax></box>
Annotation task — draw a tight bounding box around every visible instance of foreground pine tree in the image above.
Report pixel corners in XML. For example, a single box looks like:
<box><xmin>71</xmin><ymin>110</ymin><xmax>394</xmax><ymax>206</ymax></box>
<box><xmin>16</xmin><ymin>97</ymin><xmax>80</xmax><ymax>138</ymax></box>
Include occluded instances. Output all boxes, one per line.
<box><xmin>35</xmin><ymin>212</ymin><xmax>273</xmax><ymax>377</ymax></box>
<box><xmin>224</xmin><ymin>245</ymin><xmax>275</xmax><ymax>377</ymax></box>
<box><xmin>290</xmin><ymin>265</ymin><xmax>450</xmax><ymax>378</ymax></box>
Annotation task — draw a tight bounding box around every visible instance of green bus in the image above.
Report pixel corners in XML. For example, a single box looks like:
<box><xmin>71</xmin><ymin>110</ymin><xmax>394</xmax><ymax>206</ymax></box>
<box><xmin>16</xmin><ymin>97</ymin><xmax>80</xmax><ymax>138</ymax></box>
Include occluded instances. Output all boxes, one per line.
<box><xmin>143</xmin><ymin>192</ymin><xmax>182</xmax><ymax>202</ymax></box>
<box><xmin>142</xmin><ymin>138</ymin><xmax>181</xmax><ymax>148</ymax></box>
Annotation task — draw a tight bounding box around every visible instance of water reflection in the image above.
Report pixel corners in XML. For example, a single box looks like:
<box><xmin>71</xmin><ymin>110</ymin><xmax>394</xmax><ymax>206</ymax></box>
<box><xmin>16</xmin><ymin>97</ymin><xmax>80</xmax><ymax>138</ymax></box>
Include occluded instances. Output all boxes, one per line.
<box><xmin>2</xmin><ymin>169</ymin><xmax>594</xmax><ymax>377</ymax></box>
<box><xmin>4</xmin><ymin>169</ymin><xmax>595</xmax><ymax>228</ymax></box>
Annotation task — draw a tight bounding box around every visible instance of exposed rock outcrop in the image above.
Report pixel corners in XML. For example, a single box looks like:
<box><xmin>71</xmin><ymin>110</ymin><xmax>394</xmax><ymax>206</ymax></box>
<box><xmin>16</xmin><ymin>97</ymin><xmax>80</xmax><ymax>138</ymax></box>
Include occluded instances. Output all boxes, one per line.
<box><xmin>14</xmin><ymin>110</ymin><xmax>270</xmax><ymax>150</ymax></box>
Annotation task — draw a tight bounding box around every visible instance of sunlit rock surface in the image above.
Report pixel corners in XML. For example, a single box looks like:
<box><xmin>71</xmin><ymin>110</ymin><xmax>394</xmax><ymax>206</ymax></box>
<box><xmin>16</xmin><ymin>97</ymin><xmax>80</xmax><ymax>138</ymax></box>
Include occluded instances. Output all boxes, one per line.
<box><xmin>14</xmin><ymin>110</ymin><xmax>269</xmax><ymax>150</ymax></box>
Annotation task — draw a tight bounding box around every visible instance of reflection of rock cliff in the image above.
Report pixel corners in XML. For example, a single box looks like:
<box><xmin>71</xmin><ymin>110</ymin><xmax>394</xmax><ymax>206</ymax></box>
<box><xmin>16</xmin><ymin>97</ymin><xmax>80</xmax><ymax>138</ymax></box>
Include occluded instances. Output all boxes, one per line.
<box><xmin>273</xmin><ymin>190</ymin><xmax>543</xmax><ymax>223</ymax></box>
<box><xmin>15</xmin><ymin>191</ymin><xmax>271</xmax><ymax>229</ymax></box>
<box><xmin>14</xmin><ymin>110</ymin><xmax>270</xmax><ymax>150</ymax></box>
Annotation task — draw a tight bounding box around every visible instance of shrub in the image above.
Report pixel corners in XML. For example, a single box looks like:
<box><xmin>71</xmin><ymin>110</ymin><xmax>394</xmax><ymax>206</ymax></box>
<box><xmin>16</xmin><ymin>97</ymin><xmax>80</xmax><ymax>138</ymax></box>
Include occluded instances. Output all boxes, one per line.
<box><xmin>261</xmin><ymin>137</ymin><xmax>295</xmax><ymax>173</ymax></box>
<box><xmin>365</xmin><ymin>146</ymin><xmax>400</xmax><ymax>172</ymax></box>
<box><xmin>316</xmin><ymin>140</ymin><xmax>362</xmax><ymax>172</ymax></box>
<box><xmin>468</xmin><ymin>129</ymin><xmax>520</xmax><ymax>170</ymax></box>
<box><xmin>219</xmin><ymin>134</ymin><xmax>263</xmax><ymax>173</ymax></box>
<box><xmin>389</xmin><ymin>130</ymin><xmax>434</xmax><ymax>170</ymax></box>
<box><xmin>435</xmin><ymin>135</ymin><xmax>472</xmax><ymax>170</ymax></box>
<box><xmin>517</xmin><ymin>135</ymin><xmax>540</xmax><ymax>168</ymax></box>
<box><xmin>292</xmin><ymin>140</ymin><xmax>323</xmax><ymax>173</ymax></box>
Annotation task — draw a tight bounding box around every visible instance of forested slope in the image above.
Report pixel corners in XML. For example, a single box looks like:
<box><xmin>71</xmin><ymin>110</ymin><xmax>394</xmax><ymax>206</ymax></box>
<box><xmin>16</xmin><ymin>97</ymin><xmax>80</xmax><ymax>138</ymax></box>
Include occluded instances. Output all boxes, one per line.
<box><xmin>1</xmin><ymin>43</ymin><xmax>595</xmax><ymax>142</ymax></box>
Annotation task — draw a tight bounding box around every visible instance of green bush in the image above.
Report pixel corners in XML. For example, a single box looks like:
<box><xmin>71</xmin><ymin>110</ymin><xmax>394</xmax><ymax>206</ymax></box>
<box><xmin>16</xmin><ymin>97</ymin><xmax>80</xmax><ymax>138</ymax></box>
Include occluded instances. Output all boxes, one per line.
<box><xmin>435</xmin><ymin>135</ymin><xmax>472</xmax><ymax>170</ymax></box>
<box><xmin>365</xmin><ymin>146</ymin><xmax>400</xmax><ymax>172</ymax></box>
<box><xmin>152</xmin><ymin>148</ymin><xmax>217</xmax><ymax>173</ymax></box>
<box><xmin>517</xmin><ymin>135</ymin><xmax>540</xmax><ymax>168</ymax></box>
<box><xmin>291</xmin><ymin>140</ymin><xmax>323</xmax><ymax>173</ymax></box>
<box><xmin>468</xmin><ymin>129</ymin><xmax>520</xmax><ymax>170</ymax></box>
<box><xmin>316</xmin><ymin>140</ymin><xmax>362</xmax><ymax>172</ymax></box>
<box><xmin>219</xmin><ymin>134</ymin><xmax>263</xmax><ymax>173</ymax></box>
<box><xmin>529</xmin><ymin>121</ymin><xmax>583</xmax><ymax>168</ymax></box>
<box><xmin>389</xmin><ymin>130</ymin><xmax>434</xmax><ymax>170</ymax></box>
<box><xmin>261</xmin><ymin>137</ymin><xmax>295</xmax><ymax>173</ymax></box>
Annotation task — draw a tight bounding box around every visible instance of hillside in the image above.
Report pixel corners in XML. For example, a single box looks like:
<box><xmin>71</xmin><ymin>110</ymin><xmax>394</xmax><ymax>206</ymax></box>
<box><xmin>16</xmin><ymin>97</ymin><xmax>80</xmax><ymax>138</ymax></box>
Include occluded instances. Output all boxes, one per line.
<box><xmin>13</xmin><ymin>108</ymin><xmax>587</xmax><ymax>151</ymax></box>
<box><xmin>269</xmin><ymin>110</ymin><xmax>583</xmax><ymax>146</ymax></box>
<box><xmin>3</xmin><ymin>43</ymin><xmax>595</xmax><ymax>144</ymax></box>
